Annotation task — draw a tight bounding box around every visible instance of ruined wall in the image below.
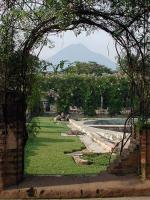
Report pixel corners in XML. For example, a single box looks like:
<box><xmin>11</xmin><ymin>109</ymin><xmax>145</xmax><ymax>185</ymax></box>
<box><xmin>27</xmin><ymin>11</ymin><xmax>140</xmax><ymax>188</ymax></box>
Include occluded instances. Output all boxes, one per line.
<box><xmin>140</xmin><ymin>126</ymin><xmax>150</xmax><ymax>179</ymax></box>
<box><xmin>0</xmin><ymin>91</ymin><xmax>27</xmax><ymax>189</ymax></box>
<box><xmin>108</xmin><ymin>125</ymin><xmax>150</xmax><ymax>179</ymax></box>
<box><xmin>107</xmin><ymin>137</ymin><xmax>139</xmax><ymax>175</ymax></box>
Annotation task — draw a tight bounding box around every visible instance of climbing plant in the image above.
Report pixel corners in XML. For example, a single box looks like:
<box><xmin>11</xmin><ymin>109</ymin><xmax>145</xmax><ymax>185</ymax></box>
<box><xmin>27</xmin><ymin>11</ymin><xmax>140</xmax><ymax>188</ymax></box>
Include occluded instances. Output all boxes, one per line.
<box><xmin>0</xmin><ymin>0</ymin><xmax>149</xmax><ymax>124</ymax></box>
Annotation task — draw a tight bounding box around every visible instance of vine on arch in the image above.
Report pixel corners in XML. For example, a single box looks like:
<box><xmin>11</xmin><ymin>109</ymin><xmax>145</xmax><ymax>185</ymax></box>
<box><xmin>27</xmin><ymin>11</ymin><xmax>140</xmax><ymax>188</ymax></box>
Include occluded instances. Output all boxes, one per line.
<box><xmin>0</xmin><ymin>0</ymin><xmax>149</xmax><ymax>126</ymax></box>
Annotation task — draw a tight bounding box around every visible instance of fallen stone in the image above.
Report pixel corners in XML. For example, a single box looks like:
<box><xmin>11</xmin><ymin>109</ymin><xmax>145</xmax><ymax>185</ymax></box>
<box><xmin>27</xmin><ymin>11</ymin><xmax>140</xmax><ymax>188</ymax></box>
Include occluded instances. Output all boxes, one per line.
<box><xmin>67</xmin><ymin>130</ymin><xmax>84</xmax><ymax>135</ymax></box>
<box><xmin>72</xmin><ymin>155</ymin><xmax>92</xmax><ymax>165</ymax></box>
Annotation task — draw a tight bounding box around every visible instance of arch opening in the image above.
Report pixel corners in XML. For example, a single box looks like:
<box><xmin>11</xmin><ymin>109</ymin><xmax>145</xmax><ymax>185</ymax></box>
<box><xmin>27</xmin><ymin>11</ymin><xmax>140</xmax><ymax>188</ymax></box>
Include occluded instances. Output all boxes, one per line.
<box><xmin>0</xmin><ymin>0</ymin><xmax>149</xmax><ymax>188</ymax></box>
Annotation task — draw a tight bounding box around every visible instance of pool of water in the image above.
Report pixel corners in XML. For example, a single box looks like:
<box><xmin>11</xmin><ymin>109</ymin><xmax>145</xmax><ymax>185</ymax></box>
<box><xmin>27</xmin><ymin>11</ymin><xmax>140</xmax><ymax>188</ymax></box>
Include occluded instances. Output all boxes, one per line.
<box><xmin>84</xmin><ymin>118</ymin><xmax>127</xmax><ymax>125</ymax></box>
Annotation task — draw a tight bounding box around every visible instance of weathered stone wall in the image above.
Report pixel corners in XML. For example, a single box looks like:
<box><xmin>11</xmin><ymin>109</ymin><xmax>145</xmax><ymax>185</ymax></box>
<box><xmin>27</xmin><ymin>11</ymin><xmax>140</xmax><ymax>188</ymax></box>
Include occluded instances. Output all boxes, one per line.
<box><xmin>0</xmin><ymin>122</ymin><xmax>24</xmax><ymax>188</ymax></box>
<box><xmin>107</xmin><ymin>138</ymin><xmax>139</xmax><ymax>175</ymax></box>
<box><xmin>108</xmin><ymin>126</ymin><xmax>150</xmax><ymax>179</ymax></box>
<box><xmin>0</xmin><ymin>91</ymin><xmax>26</xmax><ymax>189</ymax></box>
<box><xmin>140</xmin><ymin>126</ymin><xmax>150</xmax><ymax>179</ymax></box>
<box><xmin>146</xmin><ymin>128</ymin><xmax>150</xmax><ymax>178</ymax></box>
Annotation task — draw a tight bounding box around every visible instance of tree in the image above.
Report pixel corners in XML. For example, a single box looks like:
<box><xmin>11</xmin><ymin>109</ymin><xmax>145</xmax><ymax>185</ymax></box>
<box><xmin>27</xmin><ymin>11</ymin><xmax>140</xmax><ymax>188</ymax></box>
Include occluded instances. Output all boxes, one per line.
<box><xmin>107</xmin><ymin>76</ymin><xmax>130</xmax><ymax>115</ymax></box>
<box><xmin>63</xmin><ymin>61</ymin><xmax>113</xmax><ymax>76</ymax></box>
<box><xmin>73</xmin><ymin>0</ymin><xmax>149</xmax><ymax>123</ymax></box>
<box><xmin>0</xmin><ymin>0</ymin><xmax>149</xmax><ymax>123</ymax></box>
<box><xmin>42</xmin><ymin>73</ymin><xmax>129</xmax><ymax>116</ymax></box>
<box><xmin>0</xmin><ymin>0</ymin><xmax>149</xmax><ymax>183</ymax></box>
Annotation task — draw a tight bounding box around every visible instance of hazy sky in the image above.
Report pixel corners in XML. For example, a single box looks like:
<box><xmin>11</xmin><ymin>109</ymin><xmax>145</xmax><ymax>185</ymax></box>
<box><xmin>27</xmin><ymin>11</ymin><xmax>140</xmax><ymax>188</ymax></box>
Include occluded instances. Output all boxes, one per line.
<box><xmin>38</xmin><ymin>30</ymin><xmax>117</xmax><ymax>63</ymax></box>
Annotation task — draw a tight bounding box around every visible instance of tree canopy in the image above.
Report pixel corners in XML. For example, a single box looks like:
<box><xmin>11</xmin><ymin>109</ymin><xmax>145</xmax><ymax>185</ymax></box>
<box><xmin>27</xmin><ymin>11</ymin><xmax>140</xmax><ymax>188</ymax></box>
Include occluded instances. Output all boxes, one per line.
<box><xmin>0</xmin><ymin>0</ymin><xmax>149</xmax><ymax>122</ymax></box>
<box><xmin>63</xmin><ymin>61</ymin><xmax>114</xmax><ymax>76</ymax></box>
<box><xmin>42</xmin><ymin>73</ymin><xmax>130</xmax><ymax>115</ymax></box>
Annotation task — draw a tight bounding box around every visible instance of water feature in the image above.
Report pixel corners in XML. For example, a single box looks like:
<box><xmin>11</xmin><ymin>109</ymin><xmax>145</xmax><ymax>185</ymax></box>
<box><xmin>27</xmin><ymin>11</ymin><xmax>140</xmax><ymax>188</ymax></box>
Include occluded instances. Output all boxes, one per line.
<box><xmin>83</xmin><ymin>118</ymin><xmax>131</xmax><ymax>133</ymax></box>
<box><xmin>84</xmin><ymin>118</ymin><xmax>127</xmax><ymax>125</ymax></box>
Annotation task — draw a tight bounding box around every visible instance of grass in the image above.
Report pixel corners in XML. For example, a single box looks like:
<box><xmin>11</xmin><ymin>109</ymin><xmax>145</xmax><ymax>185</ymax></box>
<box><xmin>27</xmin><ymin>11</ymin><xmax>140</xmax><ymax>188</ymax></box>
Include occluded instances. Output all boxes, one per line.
<box><xmin>25</xmin><ymin>116</ymin><xmax>110</xmax><ymax>175</ymax></box>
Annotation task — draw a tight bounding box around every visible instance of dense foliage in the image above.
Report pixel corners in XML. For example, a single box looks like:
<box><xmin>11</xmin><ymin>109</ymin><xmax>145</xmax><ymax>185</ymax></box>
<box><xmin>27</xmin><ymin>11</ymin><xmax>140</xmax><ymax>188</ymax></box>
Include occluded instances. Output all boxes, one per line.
<box><xmin>42</xmin><ymin>73</ymin><xmax>130</xmax><ymax>116</ymax></box>
<box><xmin>0</xmin><ymin>0</ymin><xmax>149</xmax><ymax>122</ymax></box>
<box><xmin>63</xmin><ymin>61</ymin><xmax>114</xmax><ymax>76</ymax></box>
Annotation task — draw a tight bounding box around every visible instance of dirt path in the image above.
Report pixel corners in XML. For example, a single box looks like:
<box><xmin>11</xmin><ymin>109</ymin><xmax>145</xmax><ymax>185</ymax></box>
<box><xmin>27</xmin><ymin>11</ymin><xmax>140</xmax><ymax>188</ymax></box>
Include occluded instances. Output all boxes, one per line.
<box><xmin>1</xmin><ymin>172</ymin><xmax>150</xmax><ymax>199</ymax></box>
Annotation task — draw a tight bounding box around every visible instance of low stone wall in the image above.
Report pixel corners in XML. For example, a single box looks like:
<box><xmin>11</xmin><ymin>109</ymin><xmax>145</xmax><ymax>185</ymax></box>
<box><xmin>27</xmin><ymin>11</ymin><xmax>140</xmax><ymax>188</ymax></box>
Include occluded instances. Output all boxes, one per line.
<box><xmin>69</xmin><ymin>119</ymin><xmax>129</xmax><ymax>152</ymax></box>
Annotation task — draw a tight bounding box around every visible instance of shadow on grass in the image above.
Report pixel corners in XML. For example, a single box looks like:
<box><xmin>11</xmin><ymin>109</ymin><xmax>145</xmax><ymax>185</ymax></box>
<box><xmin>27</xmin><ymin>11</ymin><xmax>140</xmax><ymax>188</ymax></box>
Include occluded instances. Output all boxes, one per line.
<box><xmin>25</xmin><ymin>116</ymin><xmax>100</xmax><ymax>179</ymax></box>
<box><xmin>25</xmin><ymin>141</ymin><xmax>39</xmax><ymax>175</ymax></box>
<box><xmin>32</xmin><ymin>137</ymin><xmax>74</xmax><ymax>144</ymax></box>
<box><xmin>39</xmin><ymin>130</ymin><xmax>68</xmax><ymax>134</ymax></box>
<box><xmin>25</xmin><ymin>135</ymin><xmax>75</xmax><ymax>174</ymax></box>
<box><xmin>39</xmin><ymin>125</ymin><xmax>68</xmax><ymax>129</ymax></box>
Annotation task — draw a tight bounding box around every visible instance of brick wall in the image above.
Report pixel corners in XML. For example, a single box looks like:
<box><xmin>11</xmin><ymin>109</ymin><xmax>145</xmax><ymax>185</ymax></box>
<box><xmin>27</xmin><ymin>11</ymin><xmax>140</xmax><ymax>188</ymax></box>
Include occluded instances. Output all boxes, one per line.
<box><xmin>0</xmin><ymin>122</ymin><xmax>25</xmax><ymax>189</ymax></box>
<box><xmin>0</xmin><ymin>91</ymin><xmax>26</xmax><ymax>189</ymax></box>
<box><xmin>140</xmin><ymin>127</ymin><xmax>150</xmax><ymax>179</ymax></box>
<box><xmin>107</xmin><ymin>140</ymin><xmax>139</xmax><ymax>175</ymax></box>
<box><xmin>108</xmin><ymin>125</ymin><xmax>150</xmax><ymax>179</ymax></box>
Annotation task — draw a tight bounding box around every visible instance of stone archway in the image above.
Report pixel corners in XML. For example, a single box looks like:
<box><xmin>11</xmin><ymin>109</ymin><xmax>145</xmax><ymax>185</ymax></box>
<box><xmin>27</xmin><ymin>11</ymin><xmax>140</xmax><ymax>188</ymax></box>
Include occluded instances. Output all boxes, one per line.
<box><xmin>0</xmin><ymin>0</ymin><xmax>149</xmax><ymax>189</ymax></box>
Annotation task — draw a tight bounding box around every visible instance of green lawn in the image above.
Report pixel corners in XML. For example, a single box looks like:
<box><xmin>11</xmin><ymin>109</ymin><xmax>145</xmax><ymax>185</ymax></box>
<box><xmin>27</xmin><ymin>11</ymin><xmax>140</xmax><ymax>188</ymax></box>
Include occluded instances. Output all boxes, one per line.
<box><xmin>25</xmin><ymin>116</ymin><xmax>109</xmax><ymax>175</ymax></box>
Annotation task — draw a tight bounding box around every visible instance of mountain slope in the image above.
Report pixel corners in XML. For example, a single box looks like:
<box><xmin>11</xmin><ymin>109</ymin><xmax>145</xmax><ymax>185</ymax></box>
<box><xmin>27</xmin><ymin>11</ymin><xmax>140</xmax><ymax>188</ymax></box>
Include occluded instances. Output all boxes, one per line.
<box><xmin>48</xmin><ymin>44</ymin><xmax>116</xmax><ymax>69</ymax></box>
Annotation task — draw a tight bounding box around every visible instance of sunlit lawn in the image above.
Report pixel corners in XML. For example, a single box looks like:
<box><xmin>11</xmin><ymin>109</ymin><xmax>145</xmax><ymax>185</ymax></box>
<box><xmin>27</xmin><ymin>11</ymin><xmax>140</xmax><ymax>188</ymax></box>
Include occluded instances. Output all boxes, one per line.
<box><xmin>25</xmin><ymin>116</ymin><xmax>109</xmax><ymax>175</ymax></box>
